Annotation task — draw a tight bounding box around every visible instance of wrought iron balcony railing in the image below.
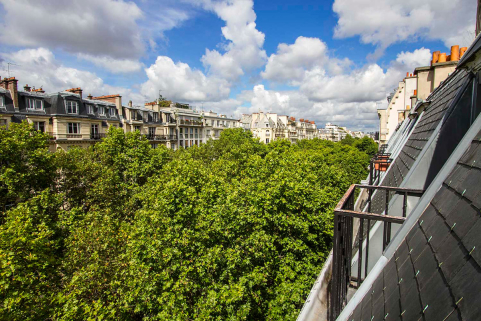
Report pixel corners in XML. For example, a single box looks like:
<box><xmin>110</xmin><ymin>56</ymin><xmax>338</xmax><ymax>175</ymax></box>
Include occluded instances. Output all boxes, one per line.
<box><xmin>330</xmin><ymin>184</ymin><xmax>424</xmax><ymax>321</ymax></box>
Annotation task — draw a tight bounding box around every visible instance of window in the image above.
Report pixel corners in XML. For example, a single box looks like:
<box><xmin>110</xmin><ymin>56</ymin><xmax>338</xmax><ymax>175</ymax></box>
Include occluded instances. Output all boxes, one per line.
<box><xmin>0</xmin><ymin>96</ymin><xmax>4</xmax><ymax>108</ymax></box>
<box><xmin>217</xmin><ymin>120</ymin><xmax>220</xmax><ymax>127</ymax></box>
<box><xmin>207</xmin><ymin>130</ymin><xmax>211</xmax><ymax>136</ymax></box>
<box><xmin>153</xmin><ymin>112</ymin><xmax>159</xmax><ymax>122</ymax></box>
<box><xmin>131</xmin><ymin>110</ymin><xmax>137</xmax><ymax>120</ymax></box>
<box><xmin>144</xmin><ymin>112</ymin><xmax>148</xmax><ymax>120</ymax></box>
<box><xmin>87</xmin><ymin>105</ymin><xmax>94</xmax><ymax>114</ymax></box>
<box><xmin>91</xmin><ymin>124</ymin><xmax>99</xmax><ymax>134</ymax></box>
<box><xmin>166</xmin><ymin>114</ymin><xmax>170</xmax><ymax>122</ymax></box>
<box><xmin>195</xmin><ymin>128</ymin><xmax>198</xmax><ymax>134</ymax></box>
<box><xmin>98</xmin><ymin>106</ymin><xmax>105</xmax><ymax>116</ymax></box>
<box><xmin>152</xmin><ymin>143</ymin><xmax>158</xmax><ymax>149</ymax></box>
<box><xmin>27</xmin><ymin>98</ymin><xmax>43</xmax><ymax>110</ymax></box>
<box><xmin>34</xmin><ymin>121</ymin><xmax>45</xmax><ymax>132</ymax></box>
<box><xmin>266</xmin><ymin>130</ymin><xmax>270</xmax><ymax>135</ymax></box>
<box><xmin>68</xmin><ymin>123</ymin><xmax>80</xmax><ymax>134</ymax></box>
<box><xmin>66</xmin><ymin>101</ymin><xmax>78</xmax><ymax>114</ymax></box>
<box><xmin>134</xmin><ymin>125</ymin><xmax>141</xmax><ymax>132</ymax></box>
<box><xmin>190</xmin><ymin>128</ymin><xmax>193</xmax><ymax>134</ymax></box>
<box><xmin>266</xmin><ymin>138</ymin><xmax>270</xmax><ymax>144</ymax></box>
<box><xmin>180</xmin><ymin>128</ymin><xmax>183</xmax><ymax>134</ymax></box>
<box><xmin>109</xmin><ymin>108</ymin><xmax>116</xmax><ymax>117</ymax></box>
<box><xmin>149</xmin><ymin>127</ymin><xmax>156</xmax><ymax>136</ymax></box>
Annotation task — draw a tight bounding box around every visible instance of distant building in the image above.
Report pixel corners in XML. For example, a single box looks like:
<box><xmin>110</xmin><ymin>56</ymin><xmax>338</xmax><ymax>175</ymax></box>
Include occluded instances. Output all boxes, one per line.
<box><xmin>318</xmin><ymin>122</ymin><xmax>369</xmax><ymax>142</ymax></box>
<box><xmin>240</xmin><ymin>112</ymin><xmax>318</xmax><ymax>143</ymax></box>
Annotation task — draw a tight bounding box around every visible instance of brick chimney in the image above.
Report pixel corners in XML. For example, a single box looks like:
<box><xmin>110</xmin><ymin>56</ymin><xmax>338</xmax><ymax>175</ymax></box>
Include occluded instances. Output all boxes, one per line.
<box><xmin>129</xmin><ymin>100</ymin><xmax>132</xmax><ymax>107</ymax></box>
<box><xmin>32</xmin><ymin>87</ymin><xmax>45</xmax><ymax>93</ymax></box>
<box><xmin>23</xmin><ymin>84</ymin><xmax>31</xmax><ymax>92</ymax></box>
<box><xmin>2</xmin><ymin>77</ymin><xmax>19</xmax><ymax>108</ymax></box>
<box><xmin>66</xmin><ymin>87</ymin><xmax>82</xmax><ymax>99</ymax></box>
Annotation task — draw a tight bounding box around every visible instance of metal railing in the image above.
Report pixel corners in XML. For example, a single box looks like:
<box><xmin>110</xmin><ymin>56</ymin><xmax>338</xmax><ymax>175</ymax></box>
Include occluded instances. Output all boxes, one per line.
<box><xmin>330</xmin><ymin>184</ymin><xmax>424</xmax><ymax>321</ymax></box>
<box><xmin>90</xmin><ymin>133</ymin><xmax>106</xmax><ymax>140</ymax></box>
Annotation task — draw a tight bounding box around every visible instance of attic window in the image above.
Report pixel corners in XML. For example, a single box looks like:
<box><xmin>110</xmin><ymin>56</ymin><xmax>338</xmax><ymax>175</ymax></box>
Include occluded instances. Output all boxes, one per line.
<box><xmin>87</xmin><ymin>105</ymin><xmax>94</xmax><ymax>114</ymax></box>
<box><xmin>27</xmin><ymin>98</ymin><xmax>43</xmax><ymax>111</ymax></box>
<box><xmin>98</xmin><ymin>106</ymin><xmax>105</xmax><ymax>116</ymax></box>
<box><xmin>66</xmin><ymin>101</ymin><xmax>78</xmax><ymax>114</ymax></box>
<box><xmin>109</xmin><ymin>108</ymin><xmax>116</xmax><ymax>117</ymax></box>
<box><xmin>0</xmin><ymin>96</ymin><xmax>4</xmax><ymax>108</ymax></box>
<box><xmin>266</xmin><ymin>124</ymin><xmax>269</xmax><ymax>127</ymax></box>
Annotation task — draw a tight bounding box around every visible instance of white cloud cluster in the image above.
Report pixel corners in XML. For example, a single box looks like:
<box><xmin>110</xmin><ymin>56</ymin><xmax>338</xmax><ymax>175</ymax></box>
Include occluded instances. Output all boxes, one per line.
<box><xmin>0</xmin><ymin>48</ymin><xmax>144</xmax><ymax>103</ymax></box>
<box><xmin>0</xmin><ymin>0</ymin><xmax>144</xmax><ymax>59</ymax></box>
<box><xmin>262</xmin><ymin>36</ymin><xmax>350</xmax><ymax>83</ymax></box>
<box><xmin>200</xmin><ymin>0</ymin><xmax>267</xmax><ymax>80</ymax></box>
<box><xmin>332</xmin><ymin>0</ymin><xmax>476</xmax><ymax>58</ymax></box>
<box><xmin>140</xmin><ymin>56</ymin><xmax>230</xmax><ymax>102</ymax></box>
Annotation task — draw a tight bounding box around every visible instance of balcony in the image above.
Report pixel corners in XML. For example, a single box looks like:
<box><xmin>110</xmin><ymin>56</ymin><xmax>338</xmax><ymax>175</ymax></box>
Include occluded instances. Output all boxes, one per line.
<box><xmin>180</xmin><ymin>119</ymin><xmax>203</xmax><ymax>126</ymax></box>
<box><xmin>330</xmin><ymin>183</ymin><xmax>424</xmax><ymax>321</ymax></box>
<box><xmin>90</xmin><ymin>133</ymin><xmax>107</xmax><ymax>140</ymax></box>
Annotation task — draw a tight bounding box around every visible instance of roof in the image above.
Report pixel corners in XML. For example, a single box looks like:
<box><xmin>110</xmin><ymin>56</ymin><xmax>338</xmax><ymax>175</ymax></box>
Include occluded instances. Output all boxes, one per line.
<box><xmin>370</xmin><ymin>68</ymin><xmax>470</xmax><ymax>214</ymax></box>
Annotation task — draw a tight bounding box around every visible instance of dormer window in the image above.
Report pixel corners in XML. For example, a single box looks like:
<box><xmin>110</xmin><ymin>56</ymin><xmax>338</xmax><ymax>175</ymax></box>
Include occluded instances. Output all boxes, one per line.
<box><xmin>153</xmin><ymin>112</ymin><xmax>158</xmax><ymax>122</ymax></box>
<box><xmin>87</xmin><ymin>105</ymin><xmax>94</xmax><ymax>114</ymax></box>
<box><xmin>98</xmin><ymin>106</ymin><xmax>105</xmax><ymax>116</ymax></box>
<box><xmin>0</xmin><ymin>96</ymin><xmax>4</xmax><ymax>108</ymax></box>
<box><xmin>66</xmin><ymin>101</ymin><xmax>78</xmax><ymax>114</ymax></box>
<box><xmin>130</xmin><ymin>110</ymin><xmax>136</xmax><ymax>120</ymax></box>
<box><xmin>27</xmin><ymin>98</ymin><xmax>43</xmax><ymax>111</ymax></box>
<box><xmin>109</xmin><ymin>108</ymin><xmax>116</xmax><ymax>117</ymax></box>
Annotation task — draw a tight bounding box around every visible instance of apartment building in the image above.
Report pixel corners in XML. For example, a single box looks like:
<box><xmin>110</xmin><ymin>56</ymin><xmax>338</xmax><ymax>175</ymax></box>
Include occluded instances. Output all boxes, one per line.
<box><xmin>0</xmin><ymin>78</ymin><xmax>241</xmax><ymax>151</ymax></box>
<box><xmin>241</xmin><ymin>112</ymin><xmax>318</xmax><ymax>143</ymax></box>
<box><xmin>377</xmin><ymin>45</ymin><xmax>467</xmax><ymax>145</ymax></box>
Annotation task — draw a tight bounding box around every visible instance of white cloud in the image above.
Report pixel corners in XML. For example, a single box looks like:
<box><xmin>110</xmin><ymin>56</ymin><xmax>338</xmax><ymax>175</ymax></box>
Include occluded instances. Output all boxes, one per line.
<box><xmin>333</xmin><ymin>0</ymin><xmax>476</xmax><ymax>58</ymax></box>
<box><xmin>0</xmin><ymin>48</ymin><xmax>144</xmax><ymax>104</ymax></box>
<box><xmin>77</xmin><ymin>54</ymin><xmax>143</xmax><ymax>74</ymax></box>
<box><xmin>262</xmin><ymin>36</ymin><xmax>351</xmax><ymax>83</ymax></box>
<box><xmin>199</xmin><ymin>0</ymin><xmax>267</xmax><ymax>80</ymax></box>
<box><xmin>140</xmin><ymin>56</ymin><xmax>230</xmax><ymax>102</ymax></box>
<box><xmin>0</xmin><ymin>0</ymin><xmax>144</xmax><ymax>59</ymax></box>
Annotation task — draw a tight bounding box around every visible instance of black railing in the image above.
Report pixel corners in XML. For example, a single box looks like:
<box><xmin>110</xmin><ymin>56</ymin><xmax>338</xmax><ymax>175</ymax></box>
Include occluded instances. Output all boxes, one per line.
<box><xmin>330</xmin><ymin>184</ymin><xmax>424</xmax><ymax>321</ymax></box>
<box><xmin>144</xmin><ymin>134</ymin><xmax>178</xmax><ymax>141</ymax></box>
<box><xmin>90</xmin><ymin>133</ymin><xmax>106</xmax><ymax>140</ymax></box>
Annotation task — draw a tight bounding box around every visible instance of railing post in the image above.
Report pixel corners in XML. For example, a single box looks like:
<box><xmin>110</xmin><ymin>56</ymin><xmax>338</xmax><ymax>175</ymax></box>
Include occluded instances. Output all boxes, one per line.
<box><xmin>383</xmin><ymin>190</ymin><xmax>389</xmax><ymax>251</ymax></box>
<box><xmin>330</xmin><ymin>213</ymin><xmax>341</xmax><ymax>321</ymax></box>
<box><xmin>403</xmin><ymin>191</ymin><xmax>408</xmax><ymax>217</ymax></box>
<box><xmin>358</xmin><ymin>218</ymin><xmax>363</xmax><ymax>289</ymax></box>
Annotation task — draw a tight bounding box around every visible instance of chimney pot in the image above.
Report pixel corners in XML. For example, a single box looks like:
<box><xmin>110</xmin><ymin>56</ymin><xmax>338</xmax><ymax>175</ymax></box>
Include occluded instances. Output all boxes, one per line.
<box><xmin>23</xmin><ymin>84</ymin><xmax>31</xmax><ymax>92</ymax></box>
<box><xmin>450</xmin><ymin>45</ymin><xmax>460</xmax><ymax>61</ymax></box>
<box><xmin>406</xmin><ymin>72</ymin><xmax>409</xmax><ymax>77</ymax></box>
<box><xmin>129</xmin><ymin>100</ymin><xmax>133</xmax><ymax>107</ymax></box>
<box><xmin>438</xmin><ymin>53</ymin><xmax>447</xmax><ymax>63</ymax></box>
<box><xmin>414</xmin><ymin>89</ymin><xmax>417</xmax><ymax>96</ymax></box>
<box><xmin>460</xmin><ymin>47</ymin><xmax>468</xmax><ymax>57</ymax></box>
<box><xmin>87</xmin><ymin>94</ymin><xmax>93</xmax><ymax>100</ymax></box>
<box><xmin>432</xmin><ymin>51</ymin><xmax>440</xmax><ymax>64</ymax></box>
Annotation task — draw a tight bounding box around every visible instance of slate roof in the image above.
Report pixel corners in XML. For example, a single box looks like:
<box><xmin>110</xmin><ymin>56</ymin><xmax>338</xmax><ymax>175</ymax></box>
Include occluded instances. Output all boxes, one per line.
<box><xmin>348</xmin><ymin>129</ymin><xmax>481</xmax><ymax>321</ymax></box>
<box><xmin>370</xmin><ymin>68</ymin><xmax>470</xmax><ymax>214</ymax></box>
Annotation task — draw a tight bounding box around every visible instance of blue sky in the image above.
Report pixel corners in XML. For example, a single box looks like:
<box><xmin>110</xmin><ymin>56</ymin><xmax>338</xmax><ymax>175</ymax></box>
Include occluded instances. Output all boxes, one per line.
<box><xmin>0</xmin><ymin>0</ymin><xmax>476</xmax><ymax>131</ymax></box>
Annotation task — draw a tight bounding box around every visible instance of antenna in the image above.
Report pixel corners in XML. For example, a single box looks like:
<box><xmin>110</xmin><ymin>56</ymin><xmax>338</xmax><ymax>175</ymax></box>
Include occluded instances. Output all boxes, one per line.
<box><xmin>4</xmin><ymin>62</ymin><xmax>19</xmax><ymax>77</ymax></box>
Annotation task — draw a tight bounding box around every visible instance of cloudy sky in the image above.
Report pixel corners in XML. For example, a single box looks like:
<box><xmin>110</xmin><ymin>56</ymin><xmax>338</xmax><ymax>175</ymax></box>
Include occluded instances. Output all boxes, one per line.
<box><xmin>0</xmin><ymin>0</ymin><xmax>476</xmax><ymax>131</ymax></box>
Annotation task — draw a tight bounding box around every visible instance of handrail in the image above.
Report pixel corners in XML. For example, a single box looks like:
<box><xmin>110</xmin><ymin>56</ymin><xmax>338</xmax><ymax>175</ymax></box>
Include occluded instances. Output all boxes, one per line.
<box><xmin>329</xmin><ymin>183</ymin><xmax>424</xmax><ymax>321</ymax></box>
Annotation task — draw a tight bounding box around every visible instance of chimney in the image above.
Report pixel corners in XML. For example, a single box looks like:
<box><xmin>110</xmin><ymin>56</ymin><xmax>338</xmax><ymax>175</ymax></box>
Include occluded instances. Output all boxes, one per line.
<box><xmin>460</xmin><ymin>47</ymin><xmax>468</xmax><ymax>57</ymax></box>
<box><xmin>32</xmin><ymin>87</ymin><xmax>45</xmax><ymax>93</ymax></box>
<box><xmin>23</xmin><ymin>84</ymin><xmax>31</xmax><ymax>92</ymax></box>
<box><xmin>432</xmin><ymin>51</ymin><xmax>440</xmax><ymax>64</ymax></box>
<box><xmin>406</xmin><ymin>72</ymin><xmax>409</xmax><ymax>77</ymax></box>
<box><xmin>65</xmin><ymin>87</ymin><xmax>82</xmax><ymax>99</ymax></box>
<box><xmin>450</xmin><ymin>45</ymin><xmax>460</xmax><ymax>61</ymax></box>
<box><xmin>4</xmin><ymin>77</ymin><xmax>18</xmax><ymax>108</ymax></box>
<box><xmin>438</xmin><ymin>53</ymin><xmax>447</xmax><ymax>63</ymax></box>
<box><xmin>414</xmin><ymin>89</ymin><xmax>417</xmax><ymax>96</ymax></box>
<box><xmin>87</xmin><ymin>93</ymin><xmax>93</xmax><ymax>100</ymax></box>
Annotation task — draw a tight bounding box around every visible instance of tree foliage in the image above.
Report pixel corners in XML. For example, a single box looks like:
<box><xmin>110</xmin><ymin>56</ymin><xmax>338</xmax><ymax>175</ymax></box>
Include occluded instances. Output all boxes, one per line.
<box><xmin>0</xmin><ymin>124</ymin><xmax>371</xmax><ymax>320</ymax></box>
